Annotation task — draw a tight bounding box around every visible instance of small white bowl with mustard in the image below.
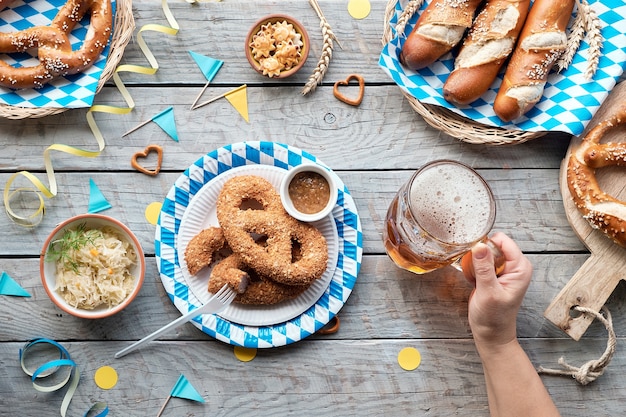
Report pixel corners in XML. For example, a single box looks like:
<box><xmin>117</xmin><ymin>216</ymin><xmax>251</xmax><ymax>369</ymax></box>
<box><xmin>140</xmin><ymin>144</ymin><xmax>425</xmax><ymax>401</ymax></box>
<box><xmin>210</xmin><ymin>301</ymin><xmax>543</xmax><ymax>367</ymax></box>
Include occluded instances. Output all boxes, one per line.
<box><xmin>280</xmin><ymin>164</ymin><xmax>338</xmax><ymax>222</ymax></box>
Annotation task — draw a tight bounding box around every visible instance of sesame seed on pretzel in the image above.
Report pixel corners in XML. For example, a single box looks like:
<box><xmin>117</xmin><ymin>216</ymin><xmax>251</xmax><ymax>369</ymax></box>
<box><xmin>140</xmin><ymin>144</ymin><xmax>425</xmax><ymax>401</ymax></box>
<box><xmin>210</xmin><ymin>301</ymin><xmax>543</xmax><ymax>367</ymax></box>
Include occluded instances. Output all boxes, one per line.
<box><xmin>0</xmin><ymin>0</ymin><xmax>112</xmax><ymax>89</ymax></box>
<box><xmin>567</xmin><ymin>103</ymin><xmax>626</xmax><ymax>247</ymax></box>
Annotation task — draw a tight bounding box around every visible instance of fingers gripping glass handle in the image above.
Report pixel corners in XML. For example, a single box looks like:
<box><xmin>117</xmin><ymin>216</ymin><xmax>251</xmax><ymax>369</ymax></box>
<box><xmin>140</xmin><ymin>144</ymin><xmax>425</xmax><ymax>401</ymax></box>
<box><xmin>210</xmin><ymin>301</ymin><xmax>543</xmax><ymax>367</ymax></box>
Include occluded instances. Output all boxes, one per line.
<box><xmin>455</xmin><ymin>239</ymin><xmax>506</xmax><ymax>278</ymax></box>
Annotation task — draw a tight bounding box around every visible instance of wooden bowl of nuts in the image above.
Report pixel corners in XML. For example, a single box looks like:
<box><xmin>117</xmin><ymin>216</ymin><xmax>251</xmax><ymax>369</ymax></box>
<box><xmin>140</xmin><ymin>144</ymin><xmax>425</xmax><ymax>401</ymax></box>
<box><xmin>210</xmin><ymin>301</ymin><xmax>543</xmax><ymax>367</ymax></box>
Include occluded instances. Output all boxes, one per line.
<box><xmin>245</xmin><ymin>14</ymin><xmax>310</xmax><ymax>79</ymax></box>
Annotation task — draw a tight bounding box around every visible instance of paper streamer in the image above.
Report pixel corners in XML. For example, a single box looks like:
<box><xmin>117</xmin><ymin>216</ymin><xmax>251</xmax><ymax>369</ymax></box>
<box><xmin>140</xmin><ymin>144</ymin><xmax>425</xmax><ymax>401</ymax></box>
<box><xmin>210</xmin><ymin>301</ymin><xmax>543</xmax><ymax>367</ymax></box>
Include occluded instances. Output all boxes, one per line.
<box><xmin>19</xmin><ymin>338</ymin><xmax>109</xmax><ymax>417</ymax></box>
<box><xmin>3</xmin><ymin>0</ymin><xmax>180</xmax><ymax>227</ymax></box>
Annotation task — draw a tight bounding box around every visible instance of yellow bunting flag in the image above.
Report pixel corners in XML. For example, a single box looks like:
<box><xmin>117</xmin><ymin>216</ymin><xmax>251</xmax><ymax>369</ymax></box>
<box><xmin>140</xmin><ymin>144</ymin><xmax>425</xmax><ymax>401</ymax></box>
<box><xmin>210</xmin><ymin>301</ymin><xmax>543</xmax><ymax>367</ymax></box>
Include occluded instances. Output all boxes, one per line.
<box><xmin>192</xmin><ymin>85</ymin><xmax>249</xmax><ymax>122</ymax></box>
<box><xmin>225</xmin><ymin>85</ymin><xmax>249</xmax><ymax>122</ymax></box>
<box><xmin>4</xmin><ymin>0</ymin><xmax>180</xmax><ymax>227</ymax></box>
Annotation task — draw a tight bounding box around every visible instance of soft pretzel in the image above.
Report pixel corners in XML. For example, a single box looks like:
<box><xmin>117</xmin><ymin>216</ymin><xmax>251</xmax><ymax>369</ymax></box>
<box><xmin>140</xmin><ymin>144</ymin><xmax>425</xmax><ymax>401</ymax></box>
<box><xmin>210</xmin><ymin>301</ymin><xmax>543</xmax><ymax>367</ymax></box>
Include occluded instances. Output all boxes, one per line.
<box><xmin>567</xmin><ymin>104</ymin><xmax>626</xmax><ymax>247</ymax></box>
<box><xmin>216</xmin><ymin>175</ymin><xmax>328</xmax><ymax>286</ymax></box>
<box><xmin>184</xmin><ymin>227</ymin><xmax>226</xmax><ymax>276</ymax></box>
<box><xmin>0</xmin><ymin>0</ymin><xmax>112</xmax><ymax>89</ymax></box>
<box><xmin>208</xmin><ymin>253</ymin><xmax>309</xmax><ymax>305</ymax></box>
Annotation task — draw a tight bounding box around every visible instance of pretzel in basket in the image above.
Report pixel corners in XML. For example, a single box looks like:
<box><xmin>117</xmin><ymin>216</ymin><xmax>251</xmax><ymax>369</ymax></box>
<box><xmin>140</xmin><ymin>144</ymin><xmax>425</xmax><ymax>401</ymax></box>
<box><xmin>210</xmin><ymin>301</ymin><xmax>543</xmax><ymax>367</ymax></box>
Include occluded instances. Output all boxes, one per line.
<box><xmin>567</xmin><ymin>103</ymin><xmax>626</xmax><ymax>247</ymax></box>
<box><xmin>0</xmin><ymin>0</ymin><xmax>112</xmax><ymax>89</ymax></box>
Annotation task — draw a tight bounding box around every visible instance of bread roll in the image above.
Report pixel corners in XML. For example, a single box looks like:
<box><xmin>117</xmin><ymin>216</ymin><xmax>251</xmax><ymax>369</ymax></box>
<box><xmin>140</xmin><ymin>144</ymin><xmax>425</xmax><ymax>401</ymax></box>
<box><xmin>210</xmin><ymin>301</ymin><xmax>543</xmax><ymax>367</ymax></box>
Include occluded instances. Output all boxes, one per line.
<box><xmin>443</xmin><ymin>0</ymin><xmax>531</xmax><ymax>105</ymax></box>
<box><xmin>400</xmin><ymin>0</ymin><xmax>484</xmax><ymax>71</ymax></box>
<box><xmin>493</xmin><ymin>0</ymin><xmax>575</xmax><ymax>122</ymax></box>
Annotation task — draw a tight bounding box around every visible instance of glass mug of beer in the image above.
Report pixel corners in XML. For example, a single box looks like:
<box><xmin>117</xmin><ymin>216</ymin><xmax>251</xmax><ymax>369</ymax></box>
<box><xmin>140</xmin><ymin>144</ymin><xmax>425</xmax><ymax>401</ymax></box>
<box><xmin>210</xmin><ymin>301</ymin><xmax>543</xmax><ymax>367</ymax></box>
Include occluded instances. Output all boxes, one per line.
<box><xmin>383</xmin><ymin>160</ymin><xmax>504</xmax><ymax>275</ymax></box>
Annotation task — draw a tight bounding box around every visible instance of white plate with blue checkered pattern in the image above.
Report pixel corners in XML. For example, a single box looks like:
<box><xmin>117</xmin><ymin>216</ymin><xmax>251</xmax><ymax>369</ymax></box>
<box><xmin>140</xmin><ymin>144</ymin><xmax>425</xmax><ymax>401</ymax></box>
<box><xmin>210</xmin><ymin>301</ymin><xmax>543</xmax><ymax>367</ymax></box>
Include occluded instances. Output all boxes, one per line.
<box><xmin>379</xmin><ymin>0</ymin><xmax>626</xmax><ymax>136</ymax></box>
<box><xmin>155</xmin><ymin>141</ymin><xmax>363</xmax><ymax>348</ymax></box>
<box><xmin>177</xmin><ymin>164</ymin><xmax>339</xmax><ymax>327</ymax></box>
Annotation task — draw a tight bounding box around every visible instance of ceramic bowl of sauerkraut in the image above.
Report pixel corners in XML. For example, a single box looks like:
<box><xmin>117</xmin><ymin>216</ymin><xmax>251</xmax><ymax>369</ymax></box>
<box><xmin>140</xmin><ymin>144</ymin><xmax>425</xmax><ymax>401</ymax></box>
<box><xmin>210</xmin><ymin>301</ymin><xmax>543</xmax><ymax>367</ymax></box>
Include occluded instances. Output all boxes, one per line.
<box><xmin>40</xmin><ymin>214</ymin><xmax>146</xmax><ymax>319</ymax></box>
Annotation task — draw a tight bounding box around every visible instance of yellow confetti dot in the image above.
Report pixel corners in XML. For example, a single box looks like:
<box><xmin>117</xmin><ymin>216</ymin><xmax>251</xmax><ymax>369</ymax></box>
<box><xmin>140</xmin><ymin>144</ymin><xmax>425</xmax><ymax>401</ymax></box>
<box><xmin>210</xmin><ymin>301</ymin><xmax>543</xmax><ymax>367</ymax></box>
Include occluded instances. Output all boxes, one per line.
<box><xmin>398</xmin><ymin>347</ymin><xmax>421</xmax><ymax>371</ymax></box>
<box><xmin>145</xmin><ymin>202</ymin><xmax>162</xmax><ymax>225</ymax></box>
<box><xmin>234</xmin><ymin>346</ymin><xmax>257</xmax><ymax>362</ymax></box>
<box><xmin>94</xmin><ymin>366</ymin><xmax>118</xmax><ymax>390</ymax></box>
<box><xmin>348</xmin><ymin>0</ymin><xmax>371</xmax><ymax>20</ymax></box>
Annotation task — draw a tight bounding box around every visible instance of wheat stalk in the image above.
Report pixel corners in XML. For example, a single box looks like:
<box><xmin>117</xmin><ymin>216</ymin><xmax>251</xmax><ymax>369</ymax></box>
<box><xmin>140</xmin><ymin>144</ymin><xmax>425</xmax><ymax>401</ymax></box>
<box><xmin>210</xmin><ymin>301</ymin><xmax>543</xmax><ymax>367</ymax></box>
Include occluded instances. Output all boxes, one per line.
<box><xmin>301</xmin><ymin>0</ymin><xmax>341</xmax><ymax>96</ymax></box>
<box><xmin>557</xmin><ymin>2</ymin><xmax>586</xmax><ymax>72</ymax></box>
<box><xmin>394</xmin><ymin>0</ymin><xmax>425</xmax><ymax>38</ymax></box>
<box><xmin>583</xmin><ymin>2</ymin><xmax>602</xmax><ymax>80</ymax></box>
<box><xmin>557</xmin><ymin>0</ymin><xmax>602</xmax><ymax>80</ymax></box>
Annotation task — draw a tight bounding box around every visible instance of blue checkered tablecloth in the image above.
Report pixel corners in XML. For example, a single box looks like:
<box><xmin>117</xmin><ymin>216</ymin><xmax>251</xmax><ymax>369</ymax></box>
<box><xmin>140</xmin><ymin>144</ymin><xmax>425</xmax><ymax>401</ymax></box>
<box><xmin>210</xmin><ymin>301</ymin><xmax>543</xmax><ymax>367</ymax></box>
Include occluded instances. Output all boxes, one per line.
<box><xmin>155</xmin><ymin>141</ymin><xmax>363</xmax><ymax>348</ymax></box>
<box><xmin>0</xmin><ymin>0</ymin><xmax>115</xmax><ymax>108</ymax></box>
<box><xmin>379</xmin><ymin>0</ymin><xmax>626</xmax><ymax>136</ymax></box>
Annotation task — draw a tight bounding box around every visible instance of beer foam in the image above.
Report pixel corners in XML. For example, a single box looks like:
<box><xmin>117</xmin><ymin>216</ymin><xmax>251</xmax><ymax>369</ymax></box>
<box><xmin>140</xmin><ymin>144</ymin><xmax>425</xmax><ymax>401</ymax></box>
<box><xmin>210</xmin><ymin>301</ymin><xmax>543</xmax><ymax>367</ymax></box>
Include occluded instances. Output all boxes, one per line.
<box><xmin>409</xmin><ymin>162</ymin><xmax>494</xmax><ymax>244</ymax></box>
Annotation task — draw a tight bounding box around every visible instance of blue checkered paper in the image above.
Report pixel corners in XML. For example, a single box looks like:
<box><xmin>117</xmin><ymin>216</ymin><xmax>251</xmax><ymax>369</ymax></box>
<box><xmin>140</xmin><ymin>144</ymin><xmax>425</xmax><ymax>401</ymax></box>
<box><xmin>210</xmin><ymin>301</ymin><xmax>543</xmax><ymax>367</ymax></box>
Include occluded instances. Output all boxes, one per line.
<box><xmin>379</xmin><ymin>0</ymin><xmax>626</xmax><ymax>136</ymax></box>
<box><xmin>155</xmin><ymin>141</ymin><xmax>363</xmax><ymax>348</ymax></box>
<box><xmin>0</xmin><ymin>0</ymin><xmax>115</xmax><ymax>108</ymax></box>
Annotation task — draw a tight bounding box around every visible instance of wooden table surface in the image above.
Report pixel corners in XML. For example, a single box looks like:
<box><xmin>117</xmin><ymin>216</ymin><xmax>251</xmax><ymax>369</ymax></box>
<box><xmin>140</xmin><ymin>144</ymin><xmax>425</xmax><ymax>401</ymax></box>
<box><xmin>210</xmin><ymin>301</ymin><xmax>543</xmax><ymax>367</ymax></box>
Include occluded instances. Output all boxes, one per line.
<box><xmin>2</xmin><ymin>1</ymin><xmax>625</xmax><ymax>416</ymax></box>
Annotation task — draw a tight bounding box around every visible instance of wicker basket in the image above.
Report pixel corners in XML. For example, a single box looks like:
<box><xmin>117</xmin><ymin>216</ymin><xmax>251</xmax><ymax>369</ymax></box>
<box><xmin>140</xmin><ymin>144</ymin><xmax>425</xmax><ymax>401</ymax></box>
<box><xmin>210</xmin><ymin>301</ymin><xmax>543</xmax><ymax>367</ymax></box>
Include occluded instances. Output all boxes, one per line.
<box><xmin>382</xmin><ymin>0</ymin><xmax>546</xmax><ymax>145</ymax></box>
<box><xmin>0</xmin><ymin>0</ymin><xmax>135</xmax><ymax>120</ymax></box>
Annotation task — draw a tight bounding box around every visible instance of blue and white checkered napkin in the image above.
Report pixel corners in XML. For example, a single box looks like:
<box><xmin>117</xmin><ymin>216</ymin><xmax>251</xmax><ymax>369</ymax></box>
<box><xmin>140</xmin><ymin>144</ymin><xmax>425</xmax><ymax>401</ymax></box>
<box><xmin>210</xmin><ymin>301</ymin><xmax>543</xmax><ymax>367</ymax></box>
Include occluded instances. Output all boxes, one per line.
<box><xmin>155</xmin><ymin>141</ymin><xmax>363</xmax><ymax>348</ymax></box>
<box><xmin>0</xmin><ymin>0</ymin><xmax>115</xmax><ymax>109</ymax></box>
<box><xmin>379</xmin><ymin>0</ymin><xmax>626</xmax><ymax>136</ymax></box>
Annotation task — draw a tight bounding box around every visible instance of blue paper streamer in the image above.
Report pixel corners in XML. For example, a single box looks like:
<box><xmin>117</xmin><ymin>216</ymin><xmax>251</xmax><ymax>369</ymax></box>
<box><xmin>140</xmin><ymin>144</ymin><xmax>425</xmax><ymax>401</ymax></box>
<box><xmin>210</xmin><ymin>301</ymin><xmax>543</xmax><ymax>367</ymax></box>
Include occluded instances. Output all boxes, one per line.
<box><xmin>19</xmin><ymin>338</ymin><xmax>109</xmax><ymax>417</ymax></box>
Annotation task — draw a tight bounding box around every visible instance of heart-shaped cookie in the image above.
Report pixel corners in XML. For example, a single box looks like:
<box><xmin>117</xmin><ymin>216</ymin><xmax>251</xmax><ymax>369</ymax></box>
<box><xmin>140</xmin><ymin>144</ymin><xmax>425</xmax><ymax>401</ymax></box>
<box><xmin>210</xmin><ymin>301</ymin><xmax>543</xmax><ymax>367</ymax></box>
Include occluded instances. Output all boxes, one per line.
<box><xmin>131</xmin><ymin>145</ymin><xmax>163</xmax><ymax>176</ymax></box>
<box><xmin>333</xmin><ymin>74</ymin><xmax>365</xmax><ymax>106</ymax></box>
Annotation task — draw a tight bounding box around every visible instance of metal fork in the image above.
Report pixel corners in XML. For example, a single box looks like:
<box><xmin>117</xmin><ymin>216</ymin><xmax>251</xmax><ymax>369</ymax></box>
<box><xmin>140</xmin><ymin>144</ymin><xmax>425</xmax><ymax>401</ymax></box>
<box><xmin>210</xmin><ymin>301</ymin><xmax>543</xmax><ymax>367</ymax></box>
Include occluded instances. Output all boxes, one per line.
<box><xmin>114</xmin><ymin>284</ymin><xmax>236</xmax><ymax>359</ymax></box>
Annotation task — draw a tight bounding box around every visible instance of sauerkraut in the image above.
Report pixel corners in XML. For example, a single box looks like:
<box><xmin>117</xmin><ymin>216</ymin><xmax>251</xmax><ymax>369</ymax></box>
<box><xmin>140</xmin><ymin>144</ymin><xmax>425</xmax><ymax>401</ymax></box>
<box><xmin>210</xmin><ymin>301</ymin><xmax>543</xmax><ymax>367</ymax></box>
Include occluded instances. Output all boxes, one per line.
<box><xmin>49</xmin><ymin>225</ymin><xmax>137</xmax><ymax>310</ymax></box>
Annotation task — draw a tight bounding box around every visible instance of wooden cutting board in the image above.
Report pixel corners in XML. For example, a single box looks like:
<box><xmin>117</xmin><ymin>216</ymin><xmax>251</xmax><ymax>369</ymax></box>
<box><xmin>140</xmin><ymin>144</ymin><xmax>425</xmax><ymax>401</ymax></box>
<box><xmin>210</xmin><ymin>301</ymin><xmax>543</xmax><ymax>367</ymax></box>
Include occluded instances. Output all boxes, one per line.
<box><xmin>544</xmin><ymin>81</ymin><xmax>626</xmax><ymax>341</ymax></box>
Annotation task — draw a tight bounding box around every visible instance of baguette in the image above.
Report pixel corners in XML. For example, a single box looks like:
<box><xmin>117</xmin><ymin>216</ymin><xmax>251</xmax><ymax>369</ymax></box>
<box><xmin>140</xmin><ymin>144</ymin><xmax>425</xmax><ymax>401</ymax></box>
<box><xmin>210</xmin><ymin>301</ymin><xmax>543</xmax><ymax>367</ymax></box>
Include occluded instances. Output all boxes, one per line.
<box><xmin>493</xmin><ymin>0</ymin><xmax>575</xmax><ymax>122</ymax></box>
<box><xmin>400</xmin><ymin>0</ymin><xmax>484</xmax><ymax>71</ymax></box>
<box><xmin>443</xmin><ymin>0</ymin><xmax>531</xmax><ymax>105</ymax></box>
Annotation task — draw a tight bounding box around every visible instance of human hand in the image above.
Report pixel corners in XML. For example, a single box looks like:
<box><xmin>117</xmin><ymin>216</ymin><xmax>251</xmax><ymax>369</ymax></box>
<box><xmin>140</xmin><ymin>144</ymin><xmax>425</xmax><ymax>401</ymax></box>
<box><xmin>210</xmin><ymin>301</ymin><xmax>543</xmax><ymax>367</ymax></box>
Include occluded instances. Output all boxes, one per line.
<box><xmin>463</xmin><ymin>232</ymin><xmax>533</xmax><ymax>348</ymax></box>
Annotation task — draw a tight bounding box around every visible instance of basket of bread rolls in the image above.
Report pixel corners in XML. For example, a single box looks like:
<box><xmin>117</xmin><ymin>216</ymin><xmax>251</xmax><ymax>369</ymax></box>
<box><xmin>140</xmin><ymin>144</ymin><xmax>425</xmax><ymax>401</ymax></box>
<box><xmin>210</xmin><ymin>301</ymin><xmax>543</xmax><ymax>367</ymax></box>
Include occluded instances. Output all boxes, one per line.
<box><xmin>0</xmin><ymin>0</ymin><xmax>135</xmax><ymax>119</ymax></box>
<box><xmin>382</xmin><ymin>0</ymin><xmax>610</xmax><ymax>145</ymax></box>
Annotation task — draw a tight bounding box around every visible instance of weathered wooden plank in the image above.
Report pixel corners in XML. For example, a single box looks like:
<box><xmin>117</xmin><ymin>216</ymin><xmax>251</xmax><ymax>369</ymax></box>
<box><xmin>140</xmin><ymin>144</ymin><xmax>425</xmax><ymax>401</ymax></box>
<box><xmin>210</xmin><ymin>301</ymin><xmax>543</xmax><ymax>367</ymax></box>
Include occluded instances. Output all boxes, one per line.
<box><xmin>3</xmin><ymin>253</ymin><xmax>621</xmax><ymax>342</ymax></box>
<box><xmin>0</xmin><ymin>85</ymin><xmax>571</xmax><ymax>171</ymax></box>
<box><xmin>1</xmin><ymin>2</ymin><xmax>620</xmax><ymax>416</ymax></box>
<box><xmin>0</xmin><ymin>338</ymin><xmax>623</xmax><ymax>417</ymax></box>
<box><xmin>114</xmin><ymin>0</ymin><xmax>398</xmax><ymax>85</ymax></box>
<box><xmin>0</xmin><ymin>168</ymin><xmax>584</xmax><ymax>256</ymax></box>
